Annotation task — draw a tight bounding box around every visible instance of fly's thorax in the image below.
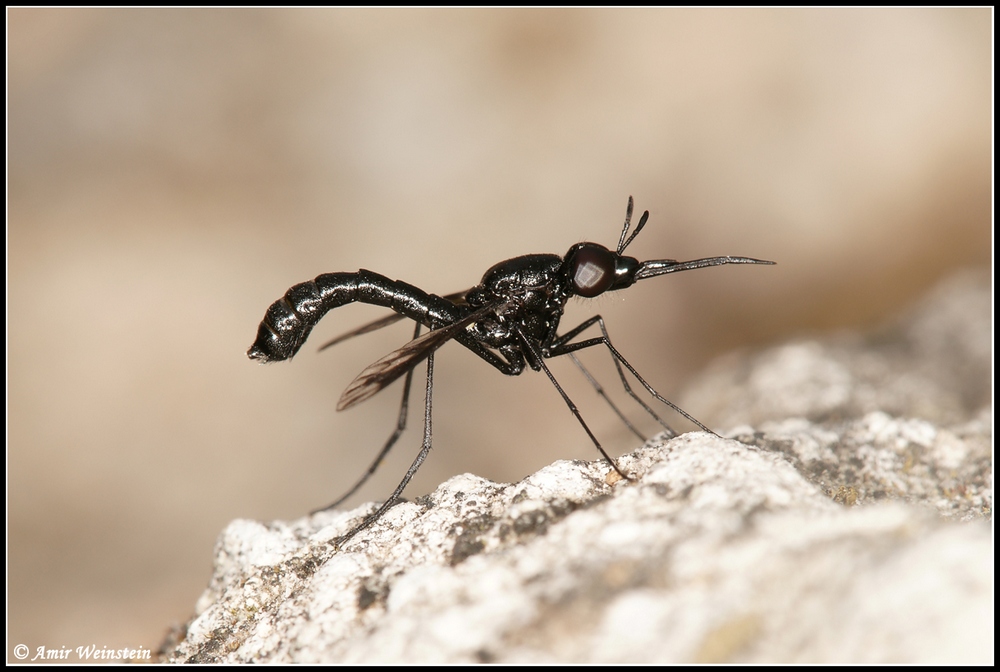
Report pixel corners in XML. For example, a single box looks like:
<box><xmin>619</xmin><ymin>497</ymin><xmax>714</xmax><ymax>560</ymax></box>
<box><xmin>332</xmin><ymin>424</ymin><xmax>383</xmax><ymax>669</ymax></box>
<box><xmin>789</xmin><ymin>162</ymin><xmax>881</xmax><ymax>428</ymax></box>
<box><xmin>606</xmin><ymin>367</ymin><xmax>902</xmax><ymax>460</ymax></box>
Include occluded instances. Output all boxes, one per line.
<box><xmin>463</xmin><ymin>253</ymin><xmax>569</xmax><ymax>348</ymax></box>
<box><xmin>475</xmin><ymin>254</ymin><xmax>562</xmax><ymax>297</ymax></box>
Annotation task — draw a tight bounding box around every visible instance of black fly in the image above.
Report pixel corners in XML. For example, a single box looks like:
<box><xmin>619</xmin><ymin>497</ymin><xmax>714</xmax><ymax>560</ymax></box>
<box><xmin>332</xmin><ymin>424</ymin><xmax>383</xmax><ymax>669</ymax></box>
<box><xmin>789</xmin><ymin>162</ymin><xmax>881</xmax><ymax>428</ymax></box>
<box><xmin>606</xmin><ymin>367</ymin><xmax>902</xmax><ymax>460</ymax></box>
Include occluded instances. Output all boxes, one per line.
<box><xmin>248</xmin><ymin>197</ymin><xmax>773</xmax><ymax>545</ymax></box>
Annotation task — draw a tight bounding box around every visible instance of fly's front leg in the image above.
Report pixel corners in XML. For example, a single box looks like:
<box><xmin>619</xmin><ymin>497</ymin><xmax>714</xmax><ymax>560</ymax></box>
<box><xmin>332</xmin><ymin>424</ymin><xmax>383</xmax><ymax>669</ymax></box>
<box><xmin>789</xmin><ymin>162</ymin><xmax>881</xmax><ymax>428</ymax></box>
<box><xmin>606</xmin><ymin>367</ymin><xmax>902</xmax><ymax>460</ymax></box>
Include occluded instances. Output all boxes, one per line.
<box><xmin>311</xmin><ymin>321</ymin><xmax>423</xmax><ymax>515</ymax></box>
<box><xmin>546</xmin><ymin>316</ymin><xmax>676</xmax><ymax>437</ymax></box>
<box><xmin>546</xmin><ymin>316</ymin><xmax>714</xmax><ymax>437</ymax></box>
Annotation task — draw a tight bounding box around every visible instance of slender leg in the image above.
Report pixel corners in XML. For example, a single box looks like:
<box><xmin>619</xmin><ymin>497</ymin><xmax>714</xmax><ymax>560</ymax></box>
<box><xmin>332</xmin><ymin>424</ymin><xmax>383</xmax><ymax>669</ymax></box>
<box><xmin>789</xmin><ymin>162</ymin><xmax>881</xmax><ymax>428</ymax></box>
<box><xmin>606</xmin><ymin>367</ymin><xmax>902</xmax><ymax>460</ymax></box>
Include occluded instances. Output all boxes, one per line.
<box><xmin>548</xmin><ymin>316</ymin><xmax>714</xmax><ymax>436</ymax></box>
<box><xmin>521</xmin><ymin>335</ymin><xmax>631</xmax><ymax>481</ymax></box>
<box><xmin>601</xmin><ymin>337</ymin><xmax>715</xmax><ymax>435</ymax></box>
<box><xmin>566</xmin><ymin>353</ymin><xmax>645</xmax><ymax>442</ymax></box>
<box><xmin>333</xmin><ymin>349</ymin><xmax>435</xmax><ymax>547</ymax></box>
<box><xmin>311</xmin><ymin>322</ymin><xmax>422</xmax><ymax>515</ymax></box>
<box><xmin>549</xmin><ymin>316</ymin><xmax>679</xmax><ymax>437</ymax></box>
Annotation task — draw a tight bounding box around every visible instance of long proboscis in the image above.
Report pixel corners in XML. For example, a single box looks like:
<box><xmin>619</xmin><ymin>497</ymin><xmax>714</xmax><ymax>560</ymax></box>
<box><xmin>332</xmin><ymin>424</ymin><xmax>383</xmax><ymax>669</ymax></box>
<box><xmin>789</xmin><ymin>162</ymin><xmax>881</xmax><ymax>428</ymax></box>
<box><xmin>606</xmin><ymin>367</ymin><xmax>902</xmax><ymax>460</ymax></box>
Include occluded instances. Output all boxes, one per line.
<box><xmin>635</xmin><ymin>256</ymin><xmax>774</xmax><ymax>280</ymax></box>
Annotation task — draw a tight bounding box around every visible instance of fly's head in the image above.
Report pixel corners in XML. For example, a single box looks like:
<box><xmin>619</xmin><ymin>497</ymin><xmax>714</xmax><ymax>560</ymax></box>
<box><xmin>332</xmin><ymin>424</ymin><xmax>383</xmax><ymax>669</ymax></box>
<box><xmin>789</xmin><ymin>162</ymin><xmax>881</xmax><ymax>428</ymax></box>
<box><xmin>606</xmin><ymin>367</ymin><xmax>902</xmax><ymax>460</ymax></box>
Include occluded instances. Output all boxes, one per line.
<box><xmin>563</xmin><ymin>196</ymin><xmax>775</xmax><ymax>300</ymax></box>
<box><xmin>561</xmin><ymin>242</ymin><xmax>641</xmax><ymax>298</ymax></box>
<box><xmin>560</xmin><ymin>196</ymin><xmax>650</xmax><ymax>299</ymax></box>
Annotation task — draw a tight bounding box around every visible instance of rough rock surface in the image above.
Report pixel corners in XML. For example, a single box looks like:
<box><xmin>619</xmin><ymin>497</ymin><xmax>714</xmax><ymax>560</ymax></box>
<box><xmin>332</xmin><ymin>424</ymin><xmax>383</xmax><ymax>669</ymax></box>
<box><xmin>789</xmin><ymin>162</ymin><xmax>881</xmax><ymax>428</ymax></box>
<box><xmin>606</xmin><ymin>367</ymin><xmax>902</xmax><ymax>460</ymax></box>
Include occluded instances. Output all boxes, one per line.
<box><xmin>161</xmin><ymin>271</ymin><xmax>991</xmax><ymax>663</ymax></box>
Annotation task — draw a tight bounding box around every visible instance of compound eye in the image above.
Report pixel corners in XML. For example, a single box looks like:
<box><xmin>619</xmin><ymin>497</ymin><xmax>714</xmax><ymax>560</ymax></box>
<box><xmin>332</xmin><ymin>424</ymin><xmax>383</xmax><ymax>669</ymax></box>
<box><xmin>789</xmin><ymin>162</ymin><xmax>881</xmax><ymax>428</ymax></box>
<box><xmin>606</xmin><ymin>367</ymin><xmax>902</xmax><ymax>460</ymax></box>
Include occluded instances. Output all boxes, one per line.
<box><xmin>570</xmin><ymin>245</ymin><xmax>617</xmax><ymax>297</ymax></box>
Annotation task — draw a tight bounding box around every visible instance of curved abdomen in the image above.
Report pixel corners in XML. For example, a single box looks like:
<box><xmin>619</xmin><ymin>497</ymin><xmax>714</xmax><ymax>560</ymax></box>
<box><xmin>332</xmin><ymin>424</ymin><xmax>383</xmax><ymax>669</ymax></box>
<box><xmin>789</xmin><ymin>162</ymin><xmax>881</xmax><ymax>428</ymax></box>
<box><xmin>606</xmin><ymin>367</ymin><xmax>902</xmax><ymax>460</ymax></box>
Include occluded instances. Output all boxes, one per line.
<box><xmin>247</xmin><ymin>270</ymin><xmax>461</xmax><ymax>363</ymax></box>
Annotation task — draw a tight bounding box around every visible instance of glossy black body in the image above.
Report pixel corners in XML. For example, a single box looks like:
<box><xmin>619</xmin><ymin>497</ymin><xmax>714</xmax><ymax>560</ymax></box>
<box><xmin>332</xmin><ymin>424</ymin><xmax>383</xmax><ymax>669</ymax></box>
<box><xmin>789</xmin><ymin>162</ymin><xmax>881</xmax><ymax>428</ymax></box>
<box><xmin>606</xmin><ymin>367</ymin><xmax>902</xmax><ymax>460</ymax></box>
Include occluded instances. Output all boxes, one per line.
<box><xmin>249</xmin><ymin>252</ymin><xmax>625</xmax><ymax>374</ymax></box>
<box><xmin>248</xmin><ymin>197</ymin><xmax>773</xmax><ymax>545</ymax></box>
<box><xmin>248</xmin><ymin>270</ymin><xmax>462</xmax><ymax>363</ymax></box>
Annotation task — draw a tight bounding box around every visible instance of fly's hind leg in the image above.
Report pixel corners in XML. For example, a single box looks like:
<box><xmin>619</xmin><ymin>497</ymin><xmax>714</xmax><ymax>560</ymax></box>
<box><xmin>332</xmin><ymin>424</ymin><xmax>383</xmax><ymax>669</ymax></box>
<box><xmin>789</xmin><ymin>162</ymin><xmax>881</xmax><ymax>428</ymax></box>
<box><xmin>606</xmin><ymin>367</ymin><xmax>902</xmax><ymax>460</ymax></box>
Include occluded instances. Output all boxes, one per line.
<box><xmin>332</xmin><ymin>347</ymin><xmax>436</xmax><ymax>547</ymax></box>
<box><xmin>310</xmin><ymin>321</ymin><xmax>423</xmax><ymax>515</ymax></box>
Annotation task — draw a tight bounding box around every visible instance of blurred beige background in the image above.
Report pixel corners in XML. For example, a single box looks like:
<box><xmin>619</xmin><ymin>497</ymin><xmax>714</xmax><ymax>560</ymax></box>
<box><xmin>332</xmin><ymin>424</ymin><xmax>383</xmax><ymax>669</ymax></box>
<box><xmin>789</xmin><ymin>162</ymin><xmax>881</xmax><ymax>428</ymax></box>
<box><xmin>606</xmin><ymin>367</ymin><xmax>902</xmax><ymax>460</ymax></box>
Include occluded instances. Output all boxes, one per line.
<box><xmin>7</xmin><ymin>8</ymin><xmax>990</xmax><ymax>661</ymax></box>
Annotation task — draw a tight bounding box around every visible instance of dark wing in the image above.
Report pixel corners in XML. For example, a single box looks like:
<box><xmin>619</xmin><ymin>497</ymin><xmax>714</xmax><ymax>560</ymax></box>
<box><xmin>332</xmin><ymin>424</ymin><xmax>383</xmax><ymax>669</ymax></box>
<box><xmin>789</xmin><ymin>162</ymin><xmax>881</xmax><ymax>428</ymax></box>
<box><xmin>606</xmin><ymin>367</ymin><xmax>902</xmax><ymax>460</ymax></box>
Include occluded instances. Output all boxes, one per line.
<box><xmin>317</xmin><ymin>289</ymin><xmax>471</xmax><ymax>352</ymax></box>
<box><xmin>336</xmin><ymin>301</ymin><xmax>500</xmax><ymax>411</ymax></box>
